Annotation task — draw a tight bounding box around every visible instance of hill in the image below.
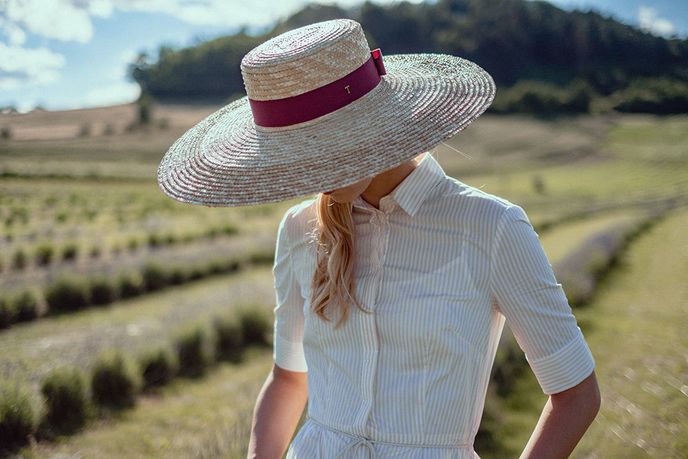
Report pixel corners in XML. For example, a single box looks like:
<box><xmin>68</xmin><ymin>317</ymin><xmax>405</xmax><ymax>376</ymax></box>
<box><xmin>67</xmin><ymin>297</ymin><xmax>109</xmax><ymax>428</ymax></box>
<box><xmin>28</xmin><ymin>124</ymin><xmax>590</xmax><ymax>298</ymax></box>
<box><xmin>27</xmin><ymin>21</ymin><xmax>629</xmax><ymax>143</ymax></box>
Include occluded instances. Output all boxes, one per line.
<box><xmin>129</xmin><ymin>0</ymin><xmax>688</xmax><ymax>113</ymax></box>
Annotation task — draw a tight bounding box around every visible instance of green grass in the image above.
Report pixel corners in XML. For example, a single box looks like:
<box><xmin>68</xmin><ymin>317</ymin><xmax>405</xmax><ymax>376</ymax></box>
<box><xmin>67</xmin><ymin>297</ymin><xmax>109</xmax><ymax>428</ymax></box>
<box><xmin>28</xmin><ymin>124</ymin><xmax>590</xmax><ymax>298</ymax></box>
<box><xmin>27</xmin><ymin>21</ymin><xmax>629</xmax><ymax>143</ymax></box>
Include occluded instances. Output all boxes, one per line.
<box><xmin>572</xmin><ymin>207</ymin><xmax>688</xmax><ymax>458</ymax></box>
<box><xmin>461</xmin><ymin>157</ymin><xmax>687</xmax><ymax>210</ymax></box>
<box><xmin>489</xmin><ymin>207</ymin><xmax>688</xmax><ymax>458</ymax></box>
<box><xmin>446</xmin><ymin>115</ymin><xmax>688</xmax><ymax>217</ymax></box>
<box><xmin>602</xmin><ymin>115</ymin><xmax>688</xmax><ymax>164</ymax></box>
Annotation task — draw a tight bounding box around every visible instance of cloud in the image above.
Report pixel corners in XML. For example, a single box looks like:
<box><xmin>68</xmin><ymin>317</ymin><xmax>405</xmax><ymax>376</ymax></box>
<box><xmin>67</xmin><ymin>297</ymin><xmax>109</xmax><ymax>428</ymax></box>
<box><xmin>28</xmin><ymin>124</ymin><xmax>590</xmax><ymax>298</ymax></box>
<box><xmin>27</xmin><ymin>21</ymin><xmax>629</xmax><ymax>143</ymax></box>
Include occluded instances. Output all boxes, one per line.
<box><xmin>638</xmin><ymin>6</ymin><xmax>676</xmax><ymax>37</ymax></box>
<box><xmin>3</xmin><ymin>0</ymin><xmax>420</xmax><ymax>40</ymax></box>
<box><xmin>0</xmin><ymin>42</ymin><xmax>65</xmax><ymax>90</ymax></box>
<box><xmin>1</xmin><ymin>0</ymin><xmax>113</xmax><ymax>44</ymax></box>
<box><xmin>113</xmin><ymin>0</ymin><xmax>339</xmax><ymax>28</ymax></box>
<box><xmin>66</xmin><ymin>80</ymin><xmax>141</xmax><ymax>109</ymax></box>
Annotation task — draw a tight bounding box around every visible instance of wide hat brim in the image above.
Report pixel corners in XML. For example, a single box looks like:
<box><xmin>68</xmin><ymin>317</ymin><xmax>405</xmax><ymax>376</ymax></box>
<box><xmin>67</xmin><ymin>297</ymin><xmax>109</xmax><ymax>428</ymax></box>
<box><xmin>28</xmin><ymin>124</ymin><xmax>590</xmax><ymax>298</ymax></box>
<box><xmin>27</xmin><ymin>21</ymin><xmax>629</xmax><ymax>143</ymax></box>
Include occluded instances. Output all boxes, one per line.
<box><xmin>157</xmin><ymin>53</ymin><xmax>496</xmax><ymax>207</ymax></box>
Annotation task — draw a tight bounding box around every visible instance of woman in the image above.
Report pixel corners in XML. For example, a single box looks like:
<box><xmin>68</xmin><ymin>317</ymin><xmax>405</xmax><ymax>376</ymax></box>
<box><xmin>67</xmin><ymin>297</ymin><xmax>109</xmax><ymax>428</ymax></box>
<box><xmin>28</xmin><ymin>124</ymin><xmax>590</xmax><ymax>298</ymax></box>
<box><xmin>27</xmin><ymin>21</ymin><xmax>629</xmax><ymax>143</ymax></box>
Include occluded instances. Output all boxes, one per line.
<box><xmin>157</xmin><ymin>19</ymin><xmax>600</xmax><ymax>459</ymax></box>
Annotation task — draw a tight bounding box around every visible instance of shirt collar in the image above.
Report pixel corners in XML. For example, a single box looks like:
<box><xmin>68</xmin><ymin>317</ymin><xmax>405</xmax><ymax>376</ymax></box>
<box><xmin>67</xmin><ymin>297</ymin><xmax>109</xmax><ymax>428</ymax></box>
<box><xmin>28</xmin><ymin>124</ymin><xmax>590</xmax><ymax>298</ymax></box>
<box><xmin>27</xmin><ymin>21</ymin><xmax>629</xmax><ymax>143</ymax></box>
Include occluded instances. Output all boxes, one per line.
<box><xmin>352</xmin><ymin>152</ymin><xmax>446</xmax><ymax>218</ymax></box>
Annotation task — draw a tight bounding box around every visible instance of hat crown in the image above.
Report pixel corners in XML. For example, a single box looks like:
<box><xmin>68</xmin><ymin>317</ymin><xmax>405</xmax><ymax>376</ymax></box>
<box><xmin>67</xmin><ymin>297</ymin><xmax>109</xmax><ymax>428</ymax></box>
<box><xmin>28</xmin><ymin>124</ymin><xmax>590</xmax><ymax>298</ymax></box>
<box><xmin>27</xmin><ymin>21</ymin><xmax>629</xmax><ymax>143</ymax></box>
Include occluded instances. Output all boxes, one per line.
<box><xmin>240</xmin><ymin>19</ymin><xmax>372</xmax><ymax>101</ymax></box>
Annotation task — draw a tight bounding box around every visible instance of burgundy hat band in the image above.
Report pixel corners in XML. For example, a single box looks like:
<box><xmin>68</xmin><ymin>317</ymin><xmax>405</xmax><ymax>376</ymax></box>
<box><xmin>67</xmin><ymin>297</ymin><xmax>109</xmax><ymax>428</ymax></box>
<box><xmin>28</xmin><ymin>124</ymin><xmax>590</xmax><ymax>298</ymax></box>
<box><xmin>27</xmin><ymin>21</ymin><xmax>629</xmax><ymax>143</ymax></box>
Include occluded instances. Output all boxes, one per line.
<box><xmin>248</xmin><ymin>48</ymin><xmax>387</xmax><ymax>128</ymax></box>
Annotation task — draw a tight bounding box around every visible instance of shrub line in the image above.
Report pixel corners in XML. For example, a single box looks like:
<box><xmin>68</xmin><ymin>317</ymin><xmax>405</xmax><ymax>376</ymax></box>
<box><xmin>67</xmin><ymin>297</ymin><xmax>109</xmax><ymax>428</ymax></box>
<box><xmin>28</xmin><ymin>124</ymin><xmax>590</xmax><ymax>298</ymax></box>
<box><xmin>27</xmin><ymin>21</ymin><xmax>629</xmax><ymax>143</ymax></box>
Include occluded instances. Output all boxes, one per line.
<box><xmin>0</xmin><ymin>248</ymin><xmax>274</xmax><ymax>330</ymax></box>
<box><xmin>0</xmin><ymin>304</ymin><xmax>272</xmax><ymax>455</ymax></box>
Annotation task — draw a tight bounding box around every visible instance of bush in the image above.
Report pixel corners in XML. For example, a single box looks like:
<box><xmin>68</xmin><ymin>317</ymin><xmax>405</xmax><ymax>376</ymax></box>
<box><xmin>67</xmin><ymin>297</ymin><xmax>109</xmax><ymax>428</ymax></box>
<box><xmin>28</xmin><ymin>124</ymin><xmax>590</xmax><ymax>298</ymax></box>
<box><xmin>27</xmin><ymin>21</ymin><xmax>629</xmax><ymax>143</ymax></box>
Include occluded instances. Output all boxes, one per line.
<box><xmin>212</xmin><ymin>314</ymin><xmax>244</xmax><ymax>363</ymax></box>
<box><xmin>246</xmin><ymin>250</ymin><xmax>273</xmax><ymax>265</ymax></box>
<box><xmin>139</xmin><ymin>347</ymin><xmax>179</xmax><ymax>390</ymax></box>
<box><xmin>90</xmin><ymin>350</ymin><xmax>141</xmax><ymax>409</ymax></box>
<box><xmin>491</xmin><ymin>333</ymin><xmax>528</xmax><ymax>396</ymax></box>
<box><xmin>221</xmin><ymin>224</ymin><xmax>239</xmax><ymax>236</ymax></box>
<box><xmin>610</xmin><ymin>77</ymin><xmax>688</xmax><ymax>114</ymax></box>
<box><xmin>142</xmin><ymin>262</ymin><xmax>170</xmax><ymax>291</ymax></box>
<box><xmin>103</xmin><ymin>123</ymin><xmax>116</xmax><ymax>136</ymax></box>
<box><xmin>490</xmin><ymin>79</ymin><xmax>595</xmax><ymax>114</ymax></box>
<box><xmin>89</xmin><ymin>276</ymin><xmax>119</xmax><ymax>305</ymax></box>
<box><xmin>0</xmin><ymin>296</ymin><xmax>15</xmax><ymax>328</ymax></box>
<box><xmin>60</xmin><ymin>242</ymin><xmax>79</xmax><ymax>262</ymax></box>
<box><xmin>11</xmin><ymin>248</ymin><xmax>27</xmax><ymax>270</ymax></box>
<box><xmin>45</xmin><ymin>275</ymin><xmax>91</xmax><ymax>312</ymax></box>
<box><xmin>147</xmin><ymin>233</ymin><xmax>162</xmax><ymax>248</ymax></box>
<box><xmin>0</xmin><ymin>126</ymin><xmax>11</xmax><ymax>140</ymax></box>
<box><xmin>532</xmin><ymin>174</ymin><xmax>546</xmax><ymax>195</ymax></box>
<box><xmin>0</xmin><ymin>381</ymin><xmax>37</xmax><ymax>453</ymax></box>
<box><xmin>12</xmin><ymin>290</ymin><xmax>40</xmax><ymax>322</ymax></box>
<box><xmin>117</xmin><ymin>271</ymin><xmax>145</xmax><ymax>298</ymax></box>
<box><xmin>89</xmin><ymin>246</ymin><xmax>101</xmax><ymax>259</ymax></box>
<box><xmin>34</xmin><ymin>242</ymin><xmax>54</xmax><ymax>266</ymax></box>
<box><xmin>207</xmin><ymin>258</ymin><xmax>229</xmax><ymax>275</ymax></box>
<box><xmin>55</xmin><ymin>210</ymin><xmax>69</xmax><ymax>223</ymax></box>
<box><xmin>137</xmin><ymin>93</ymin><xmax>153</xmax><ymax>125</ymax></box>
<box><xmin>238</xmin><ymin>306</ymin><xmax>271</xmax><ymax>346</ymax></box>
<box><xmin>40</xmin><ymin>367</ymin><xmax>90</xmax><ymax>435</ymax></box>
<box><xmin>78</xmin><ymin>123</ymin><xmax>91</xmax><ymax>137</ymax></box>
<box><xmin>168</xmin><ymin>266</ymin><xmax>189</xmax><ymax>285</ymax></box>
<box><xmin>157</xmin><ymin>117</ymin><xmax>170</xmax><ymax>130</ymax></box>
<box><xmin>187</xmin><ymin>265</ymin><xmax>208</xmax><ymax>280</ymax></box>
<box><xmin>175</xmin><ymin>324</ymin><xmax>216</xmax><ymax>378</ymax></box>
<box><xmin>127</xmin><ymin>237</ymin><xmax>140</xmax><ymax>252</ymax></box>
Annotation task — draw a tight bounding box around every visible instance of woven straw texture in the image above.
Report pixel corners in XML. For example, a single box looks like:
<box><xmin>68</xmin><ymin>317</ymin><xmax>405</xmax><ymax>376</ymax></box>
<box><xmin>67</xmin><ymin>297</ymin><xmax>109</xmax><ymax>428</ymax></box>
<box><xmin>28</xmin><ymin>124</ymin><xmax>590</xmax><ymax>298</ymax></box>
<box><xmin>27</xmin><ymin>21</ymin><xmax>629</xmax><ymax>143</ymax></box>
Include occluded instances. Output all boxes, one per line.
<box><xmin>241</xmin><ymin>19</ymin><xmax>371</xmax><ymax>100</ymax></box>
<box><xmin>157</xmin><ymin>19</ymin><xmax>496</xmax><ymax>207</ymax></box>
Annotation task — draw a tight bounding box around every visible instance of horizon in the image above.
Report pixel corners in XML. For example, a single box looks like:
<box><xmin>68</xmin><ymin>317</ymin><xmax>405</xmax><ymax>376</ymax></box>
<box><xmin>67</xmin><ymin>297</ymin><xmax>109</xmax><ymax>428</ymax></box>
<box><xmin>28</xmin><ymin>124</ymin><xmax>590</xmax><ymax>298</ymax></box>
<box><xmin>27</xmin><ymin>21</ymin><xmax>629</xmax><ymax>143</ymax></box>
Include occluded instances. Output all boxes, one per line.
<box><xmin>1</xmin><ymin>0</ymin><xmax>686</xmax><ymax>114</ymax></box>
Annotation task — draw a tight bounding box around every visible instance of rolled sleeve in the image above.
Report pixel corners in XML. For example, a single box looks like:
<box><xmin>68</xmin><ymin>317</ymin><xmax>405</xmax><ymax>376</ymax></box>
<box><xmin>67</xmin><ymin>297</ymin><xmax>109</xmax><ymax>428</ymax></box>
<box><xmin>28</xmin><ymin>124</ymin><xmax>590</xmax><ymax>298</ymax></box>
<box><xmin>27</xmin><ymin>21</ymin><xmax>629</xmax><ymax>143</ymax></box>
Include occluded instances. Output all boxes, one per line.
<box><xmin>490</xmin><ymin>204</ymin><xmax>595</xmax><ymax>395</ymax></box>
<box><xmin>272</xmin><ymin>208</ymin><xmax>308</xmax><ymax>373</ymax></box>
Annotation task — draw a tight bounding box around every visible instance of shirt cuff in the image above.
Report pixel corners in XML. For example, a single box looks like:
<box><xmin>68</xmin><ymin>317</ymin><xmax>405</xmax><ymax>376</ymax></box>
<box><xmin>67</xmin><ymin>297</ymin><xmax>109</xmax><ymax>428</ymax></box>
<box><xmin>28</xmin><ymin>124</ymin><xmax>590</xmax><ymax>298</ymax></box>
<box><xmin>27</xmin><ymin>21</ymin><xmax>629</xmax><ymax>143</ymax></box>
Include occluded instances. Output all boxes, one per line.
<box><xmin>274</xmin><ymin>334</ymin><xmax>308</xmax><ymax>372</ymax></box>
<box><xmin>525</xmin><ymin>326</ymin><xmax>595</xmax><ymax>395</ymax></box>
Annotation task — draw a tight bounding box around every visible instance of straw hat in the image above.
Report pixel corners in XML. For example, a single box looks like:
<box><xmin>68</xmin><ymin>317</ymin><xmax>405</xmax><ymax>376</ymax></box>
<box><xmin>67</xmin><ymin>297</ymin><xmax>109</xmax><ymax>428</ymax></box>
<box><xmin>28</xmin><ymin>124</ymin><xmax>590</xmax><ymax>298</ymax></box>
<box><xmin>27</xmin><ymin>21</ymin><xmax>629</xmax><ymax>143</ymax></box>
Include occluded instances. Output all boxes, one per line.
<box><xmin>156</xmin><ymin>18</ymin><xmax>495</xmax><ymax>207</ymax></box>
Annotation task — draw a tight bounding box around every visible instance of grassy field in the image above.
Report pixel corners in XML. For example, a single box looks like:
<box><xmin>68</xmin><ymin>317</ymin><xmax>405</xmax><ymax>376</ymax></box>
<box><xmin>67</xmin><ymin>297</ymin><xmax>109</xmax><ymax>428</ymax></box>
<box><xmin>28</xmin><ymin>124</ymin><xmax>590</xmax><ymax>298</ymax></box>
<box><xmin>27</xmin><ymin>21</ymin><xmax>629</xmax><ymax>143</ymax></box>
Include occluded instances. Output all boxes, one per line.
<box><xmin>1</xmin><ymin>103</ymin><xmax>687</xmax><ymax>457</ymax></box>
<box><xmin>491</xmin><ymin>207</ymin><xmax>688</xmax><ymax>458</ymax></box>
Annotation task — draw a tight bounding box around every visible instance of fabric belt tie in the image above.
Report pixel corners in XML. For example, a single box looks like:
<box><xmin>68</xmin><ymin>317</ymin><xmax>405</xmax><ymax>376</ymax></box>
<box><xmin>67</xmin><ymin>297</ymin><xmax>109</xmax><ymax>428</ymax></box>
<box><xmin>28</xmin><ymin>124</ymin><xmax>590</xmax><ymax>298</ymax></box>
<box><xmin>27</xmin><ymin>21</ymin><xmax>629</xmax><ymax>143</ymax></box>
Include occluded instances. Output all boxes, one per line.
<box><xmin>335</xmin><ymin>435</ymin><xmax>377</xmax><ymax>459</ymax></box>
<box><xmin>306</xmin><ymin>415</ymin><xmax>474</xmax><ymax>458</ymax></box>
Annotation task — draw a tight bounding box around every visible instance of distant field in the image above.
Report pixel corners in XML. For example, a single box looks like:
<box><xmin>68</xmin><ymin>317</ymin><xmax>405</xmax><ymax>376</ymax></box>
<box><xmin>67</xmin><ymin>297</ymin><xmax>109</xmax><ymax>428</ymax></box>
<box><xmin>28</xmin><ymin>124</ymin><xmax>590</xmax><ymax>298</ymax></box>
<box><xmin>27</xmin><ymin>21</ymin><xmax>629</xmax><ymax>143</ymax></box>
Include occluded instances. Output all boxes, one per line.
<box><xmin>1</xmin><ymin>103</ymin><xmax>687</xmax><ymax>457</ymax></box>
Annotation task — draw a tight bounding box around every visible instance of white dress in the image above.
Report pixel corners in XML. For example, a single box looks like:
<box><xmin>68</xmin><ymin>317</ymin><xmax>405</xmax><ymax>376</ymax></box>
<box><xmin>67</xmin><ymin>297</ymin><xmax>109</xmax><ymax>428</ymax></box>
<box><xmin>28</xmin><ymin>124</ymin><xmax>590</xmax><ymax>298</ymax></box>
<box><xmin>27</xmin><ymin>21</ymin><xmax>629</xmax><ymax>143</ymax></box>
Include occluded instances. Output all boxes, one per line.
<box><xmin>271</xmin><ymin>153</ymin><xmax>596</xmax><ymax>458</ymax></box>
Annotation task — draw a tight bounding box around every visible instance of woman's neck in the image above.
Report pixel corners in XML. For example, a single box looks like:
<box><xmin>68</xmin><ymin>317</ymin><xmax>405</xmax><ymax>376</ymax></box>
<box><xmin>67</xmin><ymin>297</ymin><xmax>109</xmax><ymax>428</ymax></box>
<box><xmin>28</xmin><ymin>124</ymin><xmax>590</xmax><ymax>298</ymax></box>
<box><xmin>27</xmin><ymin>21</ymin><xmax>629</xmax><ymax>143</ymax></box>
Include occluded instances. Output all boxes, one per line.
<box><xmin>360</xmin><ymin>152</ymin><xmax>426</xmax><ymax>209</ymax></box>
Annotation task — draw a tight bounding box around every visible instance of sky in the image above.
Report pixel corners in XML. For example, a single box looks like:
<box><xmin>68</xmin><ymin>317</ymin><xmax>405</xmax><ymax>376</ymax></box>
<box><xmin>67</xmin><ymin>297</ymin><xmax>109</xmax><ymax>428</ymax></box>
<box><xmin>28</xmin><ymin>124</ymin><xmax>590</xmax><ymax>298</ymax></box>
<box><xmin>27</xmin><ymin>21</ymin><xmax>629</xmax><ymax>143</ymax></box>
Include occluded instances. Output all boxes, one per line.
<box><xmin>0</xmin><ymin>0</ymin><xmax>686</xmax><ymax>113</ymax></box>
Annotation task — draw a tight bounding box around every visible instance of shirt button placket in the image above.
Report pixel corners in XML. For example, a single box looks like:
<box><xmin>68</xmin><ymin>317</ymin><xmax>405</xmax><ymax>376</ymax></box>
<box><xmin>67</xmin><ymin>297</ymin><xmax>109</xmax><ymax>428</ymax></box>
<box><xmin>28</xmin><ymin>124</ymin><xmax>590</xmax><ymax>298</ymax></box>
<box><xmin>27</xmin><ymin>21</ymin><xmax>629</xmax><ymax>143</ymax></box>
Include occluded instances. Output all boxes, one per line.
<box><xmin>373</xmin><ymin>212</ymin><xmax>388</xmax><ymax>306</ymax></box>
<box><xmin>356</xmin><ymin>210</ymin><xmax>385</xmax><ymax>431</ymax></box>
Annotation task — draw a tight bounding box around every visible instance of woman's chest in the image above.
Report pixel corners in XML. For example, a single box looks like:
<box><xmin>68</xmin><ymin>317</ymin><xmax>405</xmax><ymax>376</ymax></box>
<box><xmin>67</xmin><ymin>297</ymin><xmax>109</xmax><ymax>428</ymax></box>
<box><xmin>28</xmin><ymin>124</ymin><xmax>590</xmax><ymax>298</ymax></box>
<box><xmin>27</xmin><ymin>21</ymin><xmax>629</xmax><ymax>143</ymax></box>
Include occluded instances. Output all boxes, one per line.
<box><xmin>291</xmin><ymin>220</ymin><xmax>494</xmax><ymax>354</ymax></box>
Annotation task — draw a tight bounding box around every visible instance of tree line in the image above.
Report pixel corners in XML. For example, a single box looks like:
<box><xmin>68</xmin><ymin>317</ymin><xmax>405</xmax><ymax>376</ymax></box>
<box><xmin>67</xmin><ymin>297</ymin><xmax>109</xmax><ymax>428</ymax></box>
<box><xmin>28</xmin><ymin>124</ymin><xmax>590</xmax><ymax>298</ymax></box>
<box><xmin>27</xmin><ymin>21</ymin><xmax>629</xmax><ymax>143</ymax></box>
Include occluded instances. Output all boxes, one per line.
<box><xmin>129</xmin><ymin>0</ymin><xmax>688</xmax><ymax>114</ymax></box>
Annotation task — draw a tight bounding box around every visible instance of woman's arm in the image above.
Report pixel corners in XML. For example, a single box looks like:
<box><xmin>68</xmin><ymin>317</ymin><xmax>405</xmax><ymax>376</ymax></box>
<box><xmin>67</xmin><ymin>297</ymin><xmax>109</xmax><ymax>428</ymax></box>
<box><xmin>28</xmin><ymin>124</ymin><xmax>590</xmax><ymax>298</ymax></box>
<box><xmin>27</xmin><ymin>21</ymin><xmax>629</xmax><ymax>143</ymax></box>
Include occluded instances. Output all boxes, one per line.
<box><xmin>247</xmin><ymin>363</ymin><xmax>308</xmax><ymax>459</ymax></box>
<box><xmin>519</xmin><ymin>370</ymin><xmax>601</xmax><ymax>459</ymax></box>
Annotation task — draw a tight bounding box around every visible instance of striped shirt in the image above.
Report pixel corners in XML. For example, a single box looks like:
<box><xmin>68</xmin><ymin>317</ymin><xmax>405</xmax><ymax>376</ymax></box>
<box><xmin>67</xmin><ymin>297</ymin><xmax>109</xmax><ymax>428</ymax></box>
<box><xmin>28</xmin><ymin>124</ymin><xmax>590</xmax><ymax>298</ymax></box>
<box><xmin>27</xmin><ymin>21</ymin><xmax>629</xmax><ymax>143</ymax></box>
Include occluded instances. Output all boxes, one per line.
<box><xmin>272</xmin><ymin>152</ymin><xmax>596</xmax><ymax>458</ymax></box>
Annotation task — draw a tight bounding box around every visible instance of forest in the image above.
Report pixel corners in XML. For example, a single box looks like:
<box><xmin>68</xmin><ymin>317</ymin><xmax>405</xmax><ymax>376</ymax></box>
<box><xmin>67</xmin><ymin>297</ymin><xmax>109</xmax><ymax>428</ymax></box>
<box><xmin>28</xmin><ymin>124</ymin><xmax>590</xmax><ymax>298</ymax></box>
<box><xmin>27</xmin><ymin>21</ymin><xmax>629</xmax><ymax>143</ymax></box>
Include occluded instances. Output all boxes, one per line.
<box><xmin>129</xmin><ymin>0</ymin><xmax>688</xmax><ymax>114</ymax></box>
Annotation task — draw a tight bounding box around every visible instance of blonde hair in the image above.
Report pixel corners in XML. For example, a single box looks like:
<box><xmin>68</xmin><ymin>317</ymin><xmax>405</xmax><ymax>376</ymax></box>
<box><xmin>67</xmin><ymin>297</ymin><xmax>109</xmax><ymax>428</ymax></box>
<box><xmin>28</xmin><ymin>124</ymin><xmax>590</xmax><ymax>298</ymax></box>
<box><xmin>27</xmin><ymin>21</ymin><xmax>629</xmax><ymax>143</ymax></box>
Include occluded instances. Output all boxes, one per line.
<box><xmin>307</xmin><ymin>193</ymin><xmax>367</xmax><ymax>330</ymax></box>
